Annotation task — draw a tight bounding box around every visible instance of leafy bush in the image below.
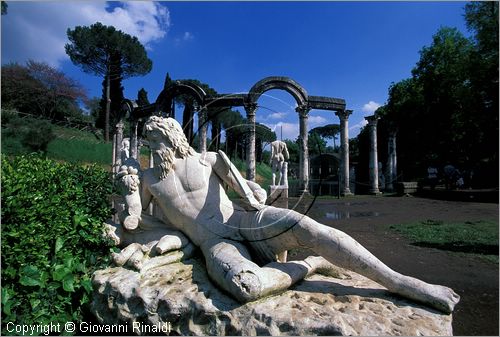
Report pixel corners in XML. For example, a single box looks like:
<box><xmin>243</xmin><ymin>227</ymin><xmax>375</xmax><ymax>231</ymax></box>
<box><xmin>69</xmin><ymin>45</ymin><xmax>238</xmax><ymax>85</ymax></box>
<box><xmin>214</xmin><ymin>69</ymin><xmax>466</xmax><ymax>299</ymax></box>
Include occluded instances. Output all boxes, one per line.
<box><xmin>1</xmin><ymin>110</ymin><xmax>56</xmax><ymax>154</ymax></box>
<box><xmin>1</xmin><ymin>154</ymin><xmax>114</xmax><ymax>334</ymax></box>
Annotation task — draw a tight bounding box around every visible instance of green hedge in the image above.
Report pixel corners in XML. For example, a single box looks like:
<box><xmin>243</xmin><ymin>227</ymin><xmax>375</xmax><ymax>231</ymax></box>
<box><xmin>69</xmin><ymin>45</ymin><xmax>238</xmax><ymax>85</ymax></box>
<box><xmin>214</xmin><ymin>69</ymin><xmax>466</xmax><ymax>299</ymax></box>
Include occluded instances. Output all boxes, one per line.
<box><xmin>1</xmin><ymin>154</ymin><xmax>114</xmax><ymax>334</ymax></box>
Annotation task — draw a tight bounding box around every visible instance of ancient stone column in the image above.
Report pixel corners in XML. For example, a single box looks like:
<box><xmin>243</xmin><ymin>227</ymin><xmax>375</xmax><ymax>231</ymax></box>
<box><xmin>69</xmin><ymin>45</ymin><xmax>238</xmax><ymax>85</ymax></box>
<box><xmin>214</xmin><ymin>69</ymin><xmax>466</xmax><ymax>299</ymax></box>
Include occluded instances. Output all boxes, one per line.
<box><xmin>112</xmin><ymin>133</ymin><xmax>117</xmax><ymax>173</ymax></box>
<box><xmin>385</xmin><ymin>130</ymin><xmax>397</xmax><ymax>192</ymax></box>
<box><xmin>114</xmin><ymin>120</ymin><xmax>125</xmax><ymax>174</ymax></box>
<box><xmin>296</xmin><ymin>104</ymin><xmax>310</xmax><ymax>194</ymax></box>
<box><xmin>245</xmin><ymin>103</ymin><xmax>257</xmax><ymax>181</ymax></box>
<box><xmin>129</xmin><ymin>119</ymin><xmax>139</xmax><ymax>160</ymax></box>
<box><xmin>335</xmin><ymin>109</ymin><xmax>353</xmax><ymax>196</ymax></box>
<box><xmin>198</xmin><ymin>107</ymin><xmax>208</xmax><ymax>153</ymax></box>
<box><xmin>365</xmin><ymin>115</ymin><xmax>381</xmax><ymax>195</ymax></box>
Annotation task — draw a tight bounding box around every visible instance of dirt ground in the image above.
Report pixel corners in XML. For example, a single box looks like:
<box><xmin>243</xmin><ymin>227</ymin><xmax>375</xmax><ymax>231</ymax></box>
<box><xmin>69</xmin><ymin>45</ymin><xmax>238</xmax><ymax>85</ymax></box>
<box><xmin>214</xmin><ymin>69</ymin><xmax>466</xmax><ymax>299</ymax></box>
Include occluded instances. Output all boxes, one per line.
<box><xmin>288</xmin><ymin>195</ymin><xmax>499</xmax><ymax>336</ymax></box>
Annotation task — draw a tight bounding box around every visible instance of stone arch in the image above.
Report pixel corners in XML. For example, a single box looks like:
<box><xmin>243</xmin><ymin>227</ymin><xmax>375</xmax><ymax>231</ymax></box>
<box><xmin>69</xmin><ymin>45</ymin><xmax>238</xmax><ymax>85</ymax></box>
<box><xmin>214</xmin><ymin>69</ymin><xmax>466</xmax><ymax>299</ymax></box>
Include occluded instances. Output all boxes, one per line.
<box><xmin>247</xmin><ymin>76</ymin><xmax>308</xmax><ymax>108</ymax></box>
<box><xmin>120</xmin><ymin>99</ymin><xmax>138</xmax><ymax>119</ymax></box>
<box><xmin>155</xmin><ymin>80</ymin><xmax>207</xmax><ymax>115</ymax></box>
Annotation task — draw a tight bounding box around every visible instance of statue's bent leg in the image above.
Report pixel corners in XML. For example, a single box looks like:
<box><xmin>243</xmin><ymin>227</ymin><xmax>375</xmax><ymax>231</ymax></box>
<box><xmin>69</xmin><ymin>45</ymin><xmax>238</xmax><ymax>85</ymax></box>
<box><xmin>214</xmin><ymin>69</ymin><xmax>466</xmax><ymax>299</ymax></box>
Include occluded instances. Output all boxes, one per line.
<box><xmin>200</xmin><ymin>238</ymin><xmax>322</xmax><ymax>303</ymax></box>
<box><xmin>286</xmin><ymin>217</ymin><xmax>460</xmax><ymax>313</ymax></box>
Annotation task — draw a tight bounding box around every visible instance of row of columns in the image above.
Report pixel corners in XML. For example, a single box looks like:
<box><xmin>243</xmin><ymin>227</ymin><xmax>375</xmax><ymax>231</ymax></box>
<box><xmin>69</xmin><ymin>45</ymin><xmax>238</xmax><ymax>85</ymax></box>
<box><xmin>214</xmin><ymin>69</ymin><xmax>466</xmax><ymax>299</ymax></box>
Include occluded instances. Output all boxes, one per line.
<box><xmin>186</xmin><ymin>108</ymin><xmax>396</xmax><ymax>196</ymax></box>
<box><xmin>244</xmin><ymin>103</ymin><xmax>312</xmax><ymax>193</ymax></box>
<box><xmin>244</xmin><ymin>104</ymin><xmax>354</xmax><ymax>196</ymax></box>
<box><xmin>113</xmin><ymin>108</ymin><xmax>395</xmax><ymax>197</ymax></box>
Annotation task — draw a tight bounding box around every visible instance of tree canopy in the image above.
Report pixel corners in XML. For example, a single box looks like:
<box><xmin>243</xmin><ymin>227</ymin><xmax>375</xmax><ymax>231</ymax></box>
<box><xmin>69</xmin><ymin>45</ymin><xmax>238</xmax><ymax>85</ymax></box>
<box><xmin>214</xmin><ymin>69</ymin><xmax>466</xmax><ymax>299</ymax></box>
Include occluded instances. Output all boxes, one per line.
<box><xmin>65</xmin><ymin>22</ymin><xmax>152</xmax><ymax>79</ymax></box>
<box><xmin>369</xmin><ymin>3</ymin><xmax>498</xmax><ymax>187</ymax></box>
<box><xmin>1</xmin><ymin>61</ymin><xmax>87</xmax><ymax>121</ymax></box>
<box><xmin>137</xmin><ymin>88</ymin><xmax>150</xmax><ymax>106</ymax></box>
<box><xmin>65</xmin><ymin>22</ymin><xmax>152</xmax><ymax>141</ymax></box>
<box><xmin>310</xmin><ymin>124</ymin><xmax>340</xmax><ymax>149</ymax></box>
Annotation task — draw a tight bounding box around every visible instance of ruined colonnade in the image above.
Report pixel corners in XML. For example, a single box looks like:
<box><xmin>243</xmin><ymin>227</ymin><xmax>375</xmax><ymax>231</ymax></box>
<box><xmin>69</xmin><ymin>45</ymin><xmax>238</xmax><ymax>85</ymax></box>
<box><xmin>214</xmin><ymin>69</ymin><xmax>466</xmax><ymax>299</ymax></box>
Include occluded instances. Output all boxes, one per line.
<box><xmin>114</xmin><ymin>77</ymin><xmax>360</xmax><ymax>196</ymax></box>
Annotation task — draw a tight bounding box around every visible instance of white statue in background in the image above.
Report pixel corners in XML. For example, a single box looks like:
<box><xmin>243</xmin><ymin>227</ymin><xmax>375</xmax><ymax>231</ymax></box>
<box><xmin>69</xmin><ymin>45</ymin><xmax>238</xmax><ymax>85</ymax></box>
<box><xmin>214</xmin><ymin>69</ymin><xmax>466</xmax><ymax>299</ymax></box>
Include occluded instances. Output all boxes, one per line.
<box><xmin>110</xmin><ymin>116</ymin><xmax>459</xmax><ymax>314</ymax></box>
<box><xmin>270</xmin><ymin>140</ymin><xmax>289</xmax><ymax>186</ymax></box>
<box><xmin>120</xmin><ymin>138</ymin><xmax>131</xmax><ymax>163</ymax></box>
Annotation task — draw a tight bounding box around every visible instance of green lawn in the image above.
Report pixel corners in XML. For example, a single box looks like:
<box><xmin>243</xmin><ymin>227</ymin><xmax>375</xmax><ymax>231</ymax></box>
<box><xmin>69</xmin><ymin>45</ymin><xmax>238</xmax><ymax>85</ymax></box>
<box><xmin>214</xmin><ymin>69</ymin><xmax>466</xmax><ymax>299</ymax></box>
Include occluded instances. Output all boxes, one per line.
<box><xmin>390</xmin><ymin>219</ymin><xmax>499</xmax><ymax>263</ymax></box>
<box><xmin>47</xmin><ymin>137</ymin><xmax>112</xmax><ymax>166</ymax></box>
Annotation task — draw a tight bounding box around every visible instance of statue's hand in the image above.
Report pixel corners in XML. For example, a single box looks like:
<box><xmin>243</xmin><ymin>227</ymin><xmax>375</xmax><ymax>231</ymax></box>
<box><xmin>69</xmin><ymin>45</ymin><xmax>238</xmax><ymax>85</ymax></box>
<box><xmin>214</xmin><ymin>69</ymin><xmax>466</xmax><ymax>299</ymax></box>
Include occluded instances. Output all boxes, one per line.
<box><xmin>253</xmin><ymin>188</ymin><xmax>267</xmax><ymax>205</ymax></box>
<box><xmin>116</xmin><ymin>167</ymin><xmax>140</xmax><ymax>193</ymax></box>
<box><xmin>112</xmin><ymin>243</ymin><xmax>148</xmax><ymax>271</ymax></box>
<box><xmin>111</xmin><ymin>230</ymin><xmax>193</xmax><ymax>271</ymax></box>
<box><xmin>156</xmin><ymin>232</ymin><xmax>190</xmax><ymax>254</ymax></box>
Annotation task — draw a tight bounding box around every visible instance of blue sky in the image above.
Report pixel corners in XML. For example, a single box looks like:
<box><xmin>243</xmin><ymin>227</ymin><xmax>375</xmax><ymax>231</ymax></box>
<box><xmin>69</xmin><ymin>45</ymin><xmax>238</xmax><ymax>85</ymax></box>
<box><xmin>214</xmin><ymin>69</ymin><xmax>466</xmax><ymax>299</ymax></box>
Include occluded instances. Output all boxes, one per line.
<box><xmin>2</xmin><ymin>1</ymin><xmax>469</xmax><ymax>142</ymax></box>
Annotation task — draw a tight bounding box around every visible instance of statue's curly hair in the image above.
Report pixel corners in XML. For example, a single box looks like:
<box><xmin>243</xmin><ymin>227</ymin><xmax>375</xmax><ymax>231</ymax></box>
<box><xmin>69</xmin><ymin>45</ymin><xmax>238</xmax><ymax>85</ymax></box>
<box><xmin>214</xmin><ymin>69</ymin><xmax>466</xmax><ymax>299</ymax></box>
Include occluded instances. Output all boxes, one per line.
<box><xmin>144</xmin><ymin>116</ymin><xmax>195</xmax><ymax>157</ymax></box>
<box><xmin>144</xmin><ymin>116</ymin><xmax>195</xmax><ymax>179</ymax></box>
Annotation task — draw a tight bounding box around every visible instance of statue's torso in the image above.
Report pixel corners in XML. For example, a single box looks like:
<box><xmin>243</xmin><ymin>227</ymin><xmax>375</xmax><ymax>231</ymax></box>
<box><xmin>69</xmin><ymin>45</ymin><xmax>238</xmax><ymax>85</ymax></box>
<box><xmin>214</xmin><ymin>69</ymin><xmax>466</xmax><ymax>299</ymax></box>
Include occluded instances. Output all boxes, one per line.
<box><xmin>144</xmin><ymin>154</ymin><xmax>244</xmax><ymax>245</ymax></box>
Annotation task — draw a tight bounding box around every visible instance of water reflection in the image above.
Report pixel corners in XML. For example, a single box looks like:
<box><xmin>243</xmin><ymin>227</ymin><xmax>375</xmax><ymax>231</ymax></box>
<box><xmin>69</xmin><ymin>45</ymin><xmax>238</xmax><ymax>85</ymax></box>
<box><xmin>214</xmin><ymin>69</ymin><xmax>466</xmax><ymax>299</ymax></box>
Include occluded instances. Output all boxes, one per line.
<box><xmin>325</xmin><ymin>210</ymin><xmax>380</xmax><ymax>220</ymax></box>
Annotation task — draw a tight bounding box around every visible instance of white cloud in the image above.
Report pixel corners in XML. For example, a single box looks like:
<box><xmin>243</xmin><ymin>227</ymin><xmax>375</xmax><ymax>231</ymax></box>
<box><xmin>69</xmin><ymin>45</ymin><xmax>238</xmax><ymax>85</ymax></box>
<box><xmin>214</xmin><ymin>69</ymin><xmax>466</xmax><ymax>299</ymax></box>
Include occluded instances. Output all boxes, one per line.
<box><xmin>361</xmin><ymin>100</ymin><xmax>382</xmax><ymax>115</ymax></box>
<box><xmin>2</xmin><ymin>1</ymin><xmax>170</xmax><ymax>67</ymax></box>
<box><xmin>174</xmin><ymin>31</ymin><xmax>195</xmax><ymax>45</ymax></box>
<box><xmin>348</xmin><ymin>119</ymin><xmax>369</xmax><ymax>138</ymax></box>
<box><xmin>268</xmin><ymin>112</ymin><xmax>287</xmax><ymax>120</ymax></box>
<box><xmin>308</xmin><ymin>115</ymin><xmax>328</xmax><ymax>126</ymax></box>
<box><xmin>182</xmin><ymin>32</ymin><xmax>194</xmax><ymax>41</ymax></box>
<box><xmin>264</xmin><ymin>122</ymin><xmax>299</xmax><ymax>141</ymax></box>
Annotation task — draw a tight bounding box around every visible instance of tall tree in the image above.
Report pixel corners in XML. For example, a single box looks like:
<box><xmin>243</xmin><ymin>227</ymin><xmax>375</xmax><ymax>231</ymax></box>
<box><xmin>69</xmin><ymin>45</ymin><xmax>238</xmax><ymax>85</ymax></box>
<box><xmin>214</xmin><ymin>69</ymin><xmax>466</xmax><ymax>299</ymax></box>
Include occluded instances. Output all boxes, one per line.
<box><xmin>162</xmin><ymin>72</ymin><xmax>175</xmax><ymax>118</ymax></box>
<box><xmin>377</xmin><ymin>13</ymin><xmax>498</xmax><ymax>187</ymax></box>
<box><xmin>96</xmin><ymin>59</ymin><xmax>124</xmax><ymax>133</ymax></box>
<box><xmin>1</xmin><ymin>61</ymin><xmax>87</xmax><ymax>120</ymax></box>
<box><xmin>65</xmin><ymin>22</ymin><xmax>152</xmax><ymax>141</ymax></box>
<box><xmin>1</xmin><ymin>1</ymin><xmax>7</xmax><ymax>15</ymax></box>
<box><xmin>26</xmin><ymin>60</ymin><xmax>87</xmax><ymax>120</ymax></box>
<box><xmin>1</xmin><ymin>63</ymin><xmax>44</xmax><ymax>113</ymax></box>
<box><xmin>137</xmin><ymin>88</ymin><xmax>150</xmax><ymax>106</ymax></box>
<box><xmin>310</xmin><ymin>124</ymin><xmax>340</xmax><ymax>149</ymax></box>
<box><xmin>305</xmin><ymin>131</ymin><xmax>327</xmax><ymax>157</ymax></box>
<box><xmin>284</xmin><ymin>139</ymin><xmax>299</xmax><ymax>163</ymax></box>
<box><xmin>465</xmin><ymin>2</ymin><xmax>499</xmax><ymax>57</ymax></box>
<box><xmin>412</xmin><ymin>27</ymin><xmax>476</xmax><ymax>164</ymax></box>
<box><xmin>255</xmin><ymin>123</ymin><xmax>276</xmax><ymax>162</ymax></box>
<box><xmin>464</xmin><ymin>2</ymin><xmax>499</xmax><ymax>168</ymax></box>
<box><xmin>220</xmin><ymin>109</ymin><xmax>245</xmax><ymax>159</ymax></box>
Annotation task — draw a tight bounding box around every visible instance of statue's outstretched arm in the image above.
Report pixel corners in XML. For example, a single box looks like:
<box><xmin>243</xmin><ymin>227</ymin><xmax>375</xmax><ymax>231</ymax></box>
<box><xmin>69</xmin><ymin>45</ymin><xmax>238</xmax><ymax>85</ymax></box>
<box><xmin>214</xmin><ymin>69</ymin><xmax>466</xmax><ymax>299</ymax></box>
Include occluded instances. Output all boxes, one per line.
<box><xmin>207</xmin><ymin>151</ymin><xmax>267</xmax><ymax>206</ymax></box>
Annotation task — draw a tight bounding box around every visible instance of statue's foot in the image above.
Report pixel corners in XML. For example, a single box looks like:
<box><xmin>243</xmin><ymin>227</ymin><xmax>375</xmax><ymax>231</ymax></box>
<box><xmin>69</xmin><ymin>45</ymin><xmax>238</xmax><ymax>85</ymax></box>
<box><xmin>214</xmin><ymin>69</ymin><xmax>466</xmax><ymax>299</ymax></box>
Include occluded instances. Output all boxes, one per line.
<box><xmin>424</xmin><ymin>283</ymin><xmax>460</xmax><ymax>314</ymax></box>
<box><xmin>392</xmin><ymin>276</ymin><xmax>460</xmax><ymax>314</ymax></box>
<box><xmin>123</xmin><ymin>215</ymin><xmax>139</xmax><ymax>231</ymax></box>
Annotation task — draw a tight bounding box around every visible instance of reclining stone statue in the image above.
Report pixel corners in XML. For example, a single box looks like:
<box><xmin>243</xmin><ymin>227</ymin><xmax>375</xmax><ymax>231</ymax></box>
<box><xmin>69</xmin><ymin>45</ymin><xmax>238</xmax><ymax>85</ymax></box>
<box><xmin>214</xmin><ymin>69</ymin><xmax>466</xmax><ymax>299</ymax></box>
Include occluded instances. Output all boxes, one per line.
<box><xmin>109</xmin><ymin>116</ymin><xmax>460</xmax><ymax>314</ymax></box>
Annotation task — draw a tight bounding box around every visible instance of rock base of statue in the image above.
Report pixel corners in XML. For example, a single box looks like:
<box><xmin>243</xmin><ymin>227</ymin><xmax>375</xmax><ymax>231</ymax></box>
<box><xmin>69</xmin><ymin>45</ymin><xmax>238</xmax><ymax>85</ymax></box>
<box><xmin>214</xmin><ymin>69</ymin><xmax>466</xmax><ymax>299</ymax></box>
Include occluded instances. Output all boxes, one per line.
<box><xmin>268</xmin><ymin>185</ymin><xmax>289</xmax><ymax>209</ymax></box>
<box><xmin>91</xmin><ymin>253</ymin><xmax>453</xmax><ymax>336</ymax></box>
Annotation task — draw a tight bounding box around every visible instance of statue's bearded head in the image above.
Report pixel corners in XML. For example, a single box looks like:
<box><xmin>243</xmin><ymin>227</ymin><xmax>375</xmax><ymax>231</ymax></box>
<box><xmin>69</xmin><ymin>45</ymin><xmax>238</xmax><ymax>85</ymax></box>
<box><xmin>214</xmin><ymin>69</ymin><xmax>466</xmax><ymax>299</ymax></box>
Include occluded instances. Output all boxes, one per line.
<box><xmin>144</xmin><ymin>116</ymin><xmax>195</xmax><ymax>179</ymax></box>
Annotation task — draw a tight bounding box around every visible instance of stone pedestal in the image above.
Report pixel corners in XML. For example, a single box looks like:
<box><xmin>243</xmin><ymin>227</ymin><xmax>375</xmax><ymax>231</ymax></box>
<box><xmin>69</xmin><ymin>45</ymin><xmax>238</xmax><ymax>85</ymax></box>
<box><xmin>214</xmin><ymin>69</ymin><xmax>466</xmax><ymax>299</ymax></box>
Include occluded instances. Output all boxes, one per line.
<box><xmin>268</xmin><ymin>185</ymin><xmax>289</xmax><ymax>209</ymax></box>
<box><xmin>91</xmin><ymin>256</ymin><xmax>454</xmax><ymax>336</ymax></box>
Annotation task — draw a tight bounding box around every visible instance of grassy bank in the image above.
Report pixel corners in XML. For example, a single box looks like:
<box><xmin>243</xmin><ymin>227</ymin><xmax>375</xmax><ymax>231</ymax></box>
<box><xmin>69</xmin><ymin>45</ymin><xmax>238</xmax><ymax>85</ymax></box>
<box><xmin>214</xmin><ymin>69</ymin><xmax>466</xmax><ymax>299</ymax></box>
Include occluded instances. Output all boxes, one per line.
<box><xmin>390</xmin><ymin>219</ymin><xmax>499</xmax><ymax>263</ymax></box>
